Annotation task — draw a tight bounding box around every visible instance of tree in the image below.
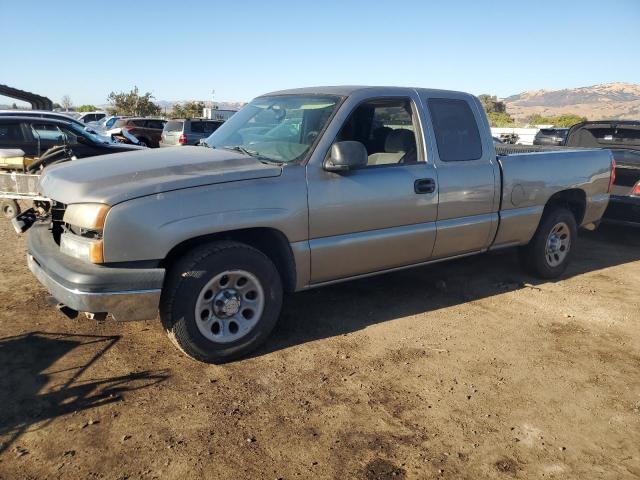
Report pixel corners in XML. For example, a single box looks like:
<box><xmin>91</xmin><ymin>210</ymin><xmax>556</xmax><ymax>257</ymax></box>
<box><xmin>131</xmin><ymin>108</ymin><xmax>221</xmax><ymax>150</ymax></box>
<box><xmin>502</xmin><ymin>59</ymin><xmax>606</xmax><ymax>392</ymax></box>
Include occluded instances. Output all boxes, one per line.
<box><xmin>527</xmin><ymin>113</ymin><xmax>586</xmax><ymax>128</ymax></box>
<box><xmin>106</xmin><ymin>86</ymin><xmax>161</xmax><ymax>116</ymax></box>
<box><xmin>487</xmin><ymin>111</ymin><xmax>516</xmax><ymax>127</ymax></box>
<box><xmin>60</xmin><ymin>95</ymin><xmax>73</xmax><ymax>111</ymax></box>
<box><xmin>77</xmin><ymin>104</ymin><xmax>98</xmax><ymax>112</ymax></box>
<box><xmin>478</xmin><ymin>94</ymin><xmax>515</xmax><ymax>127</ymax></box>
<box><xmin>11</xmin><ymin>103</ymin><xmax>17</xmax><ymax>110</ymax></box>
<box><xmin>170</xmin><ymin>101</ymin><xmax>205</xmax><ymax>119</ymax></box>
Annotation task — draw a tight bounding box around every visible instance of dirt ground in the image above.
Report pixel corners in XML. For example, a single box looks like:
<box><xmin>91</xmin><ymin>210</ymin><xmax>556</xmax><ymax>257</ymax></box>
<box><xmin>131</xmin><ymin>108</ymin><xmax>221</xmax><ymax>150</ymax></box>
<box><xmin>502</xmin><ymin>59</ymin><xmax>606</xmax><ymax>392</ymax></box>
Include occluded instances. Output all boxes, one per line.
<box><xmin>0</xmin><ymin>217</ymin><xmax>638</xmax><ymax>480</ymax></box>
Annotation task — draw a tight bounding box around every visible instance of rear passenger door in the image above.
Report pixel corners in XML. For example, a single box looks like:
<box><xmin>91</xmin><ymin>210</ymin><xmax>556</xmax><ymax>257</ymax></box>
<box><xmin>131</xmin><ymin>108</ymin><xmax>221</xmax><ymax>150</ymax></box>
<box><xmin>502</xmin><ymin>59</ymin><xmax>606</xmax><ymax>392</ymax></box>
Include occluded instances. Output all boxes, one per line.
<box><xmin>420</xmin><ymin>94</ymin><xmax>500</xmax><ymax>258</ymax></box>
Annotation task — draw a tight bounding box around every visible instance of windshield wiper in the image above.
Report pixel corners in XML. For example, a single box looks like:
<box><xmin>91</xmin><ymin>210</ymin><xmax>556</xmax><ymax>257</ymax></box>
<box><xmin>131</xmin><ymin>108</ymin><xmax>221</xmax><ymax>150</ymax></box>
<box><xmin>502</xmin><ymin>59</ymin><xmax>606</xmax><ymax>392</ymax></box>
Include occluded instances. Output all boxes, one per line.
<box><xmin>222</xmin><ymin>146</ymin><xmax>283</xmax><ymax>164</ymax></box>
<box><xmin>222</xmin><ymin>145</ymin><xmax>260</xmax><ymax>157</ymax></box>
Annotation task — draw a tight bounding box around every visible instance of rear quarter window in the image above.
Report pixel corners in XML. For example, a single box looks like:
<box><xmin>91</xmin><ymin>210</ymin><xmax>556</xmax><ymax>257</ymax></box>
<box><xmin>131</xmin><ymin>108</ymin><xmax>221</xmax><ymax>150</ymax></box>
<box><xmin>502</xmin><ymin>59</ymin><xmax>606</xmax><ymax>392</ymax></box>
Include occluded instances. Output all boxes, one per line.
<box><xmin>203</xmin><ymin>121</ymin><xmax>222</xmax><ymax>134</ymax></box>
<box><xmin>189</xmin><ymin>121</ymin><xmax>204</xmax><ymax>133</ymax></box>
<box><xmin>0</xmin><ymin>123</ymin><xmax>23</xmax><ymax>141</ymax></box>
<box><xmin>428</xmin><ymin>98</ymin><xmax>482</xmax><ymax>162</ymax></box>
<box><xmin>146</xmin><ymin>120</ymin><xmax>165</xmax><ymax>129</ymax></box>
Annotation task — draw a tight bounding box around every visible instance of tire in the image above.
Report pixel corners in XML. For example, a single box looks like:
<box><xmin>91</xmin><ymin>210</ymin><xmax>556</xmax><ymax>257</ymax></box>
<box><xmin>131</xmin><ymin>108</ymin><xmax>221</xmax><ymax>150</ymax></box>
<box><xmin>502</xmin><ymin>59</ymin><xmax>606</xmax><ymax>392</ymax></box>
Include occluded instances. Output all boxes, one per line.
<box><xmin>160</xmin><ymin>241</ymin><xmax>283</xmax><ymax>363</ymax></box>
<box><xmin>519</xmin><ymin>207</ymin><xmax>577</xmax><ymax>279</ymax></box>
<box><xmin>1</xmin><ymin>200</ymin><xmax>20</xmax><ymax>219</ymax></box>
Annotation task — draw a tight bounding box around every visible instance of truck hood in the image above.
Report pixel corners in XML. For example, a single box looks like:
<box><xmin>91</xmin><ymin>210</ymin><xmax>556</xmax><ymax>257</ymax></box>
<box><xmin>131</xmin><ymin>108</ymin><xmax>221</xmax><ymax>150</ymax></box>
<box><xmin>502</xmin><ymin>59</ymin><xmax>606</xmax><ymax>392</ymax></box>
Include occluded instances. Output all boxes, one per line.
<box><xmin>38</xmin><ymin>146</ymin><xmax>283</xmax><ymax>205</ymax></box>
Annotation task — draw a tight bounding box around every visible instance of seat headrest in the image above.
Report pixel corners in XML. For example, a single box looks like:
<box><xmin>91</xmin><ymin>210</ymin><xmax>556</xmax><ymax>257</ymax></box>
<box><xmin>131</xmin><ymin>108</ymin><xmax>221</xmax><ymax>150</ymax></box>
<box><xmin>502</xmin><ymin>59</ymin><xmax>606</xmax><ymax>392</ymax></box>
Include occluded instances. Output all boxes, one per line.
<box><xmin>385</xmin><ymin>129</ymin><xmax>415</xmax><ymax>153</ymax></box>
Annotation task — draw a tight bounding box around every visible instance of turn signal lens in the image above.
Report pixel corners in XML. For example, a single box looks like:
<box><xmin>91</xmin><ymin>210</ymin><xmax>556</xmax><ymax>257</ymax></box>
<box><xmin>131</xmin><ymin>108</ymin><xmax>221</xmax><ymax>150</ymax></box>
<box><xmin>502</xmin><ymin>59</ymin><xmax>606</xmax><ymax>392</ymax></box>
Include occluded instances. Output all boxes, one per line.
<box><xmin>60</xmin><ymin>234</ymin><xmax>104</xmax><ymax>264</ymax></box>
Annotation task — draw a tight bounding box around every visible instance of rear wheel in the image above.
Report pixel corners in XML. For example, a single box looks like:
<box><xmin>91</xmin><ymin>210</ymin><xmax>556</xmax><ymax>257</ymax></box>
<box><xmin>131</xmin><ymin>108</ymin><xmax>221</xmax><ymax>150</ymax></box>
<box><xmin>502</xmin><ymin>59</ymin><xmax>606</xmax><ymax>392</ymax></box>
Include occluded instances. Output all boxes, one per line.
<box><xmin>1</xmin><ymin>200</ymin><xmax>20</xmax><ymax>219</ymax></box>
<box><xmin>519</xmin><ymin>207</ymin><xmax>577</xmax><ymax>279</ymax></box>
<box><xmin>160</xmin><ymin>241</ymin><xmax>283</xmax><ymax>363</ymax></box>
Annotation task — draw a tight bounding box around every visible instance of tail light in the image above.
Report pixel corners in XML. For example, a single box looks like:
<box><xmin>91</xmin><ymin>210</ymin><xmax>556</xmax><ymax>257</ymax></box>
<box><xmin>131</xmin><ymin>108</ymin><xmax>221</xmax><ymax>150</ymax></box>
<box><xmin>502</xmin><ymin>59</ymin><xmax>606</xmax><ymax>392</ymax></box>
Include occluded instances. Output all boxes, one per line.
<box><xmin>178</xmin><ymin>134</ymin><xmax>187</xmax><ymax>144</ymax></box>
<box><xmin>632</xmin><ymin>181</ymin><xmax>640</xmax><ymax>197</ymax></box>
<box><xmin>608</xmin><ymin>157</ymin><xmax>616</xmax><ymax>193</ymax></box>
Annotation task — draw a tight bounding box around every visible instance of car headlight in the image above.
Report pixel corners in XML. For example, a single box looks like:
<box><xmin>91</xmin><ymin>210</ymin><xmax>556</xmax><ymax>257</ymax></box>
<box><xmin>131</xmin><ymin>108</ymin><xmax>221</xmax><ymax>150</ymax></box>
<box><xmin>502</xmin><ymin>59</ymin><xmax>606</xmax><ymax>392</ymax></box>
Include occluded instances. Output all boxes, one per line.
<box><xmin>64</xmin><ymin>203</ymin><xmax>110</xmax><ymax>230</ymax></box>
<box><xmin>61</xmin><ymin>203</ymin><xmax>110</xmax><ymax>263</ymax></box>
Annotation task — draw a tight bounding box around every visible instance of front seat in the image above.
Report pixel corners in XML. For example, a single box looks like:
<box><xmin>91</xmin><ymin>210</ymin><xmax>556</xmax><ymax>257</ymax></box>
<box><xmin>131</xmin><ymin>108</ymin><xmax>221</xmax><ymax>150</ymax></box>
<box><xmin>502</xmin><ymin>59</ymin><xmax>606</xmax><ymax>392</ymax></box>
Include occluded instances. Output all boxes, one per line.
<box><xmin>367</xmin><ymin>128</ymin><xmax>417</xmax><ymax>165</ymax></box>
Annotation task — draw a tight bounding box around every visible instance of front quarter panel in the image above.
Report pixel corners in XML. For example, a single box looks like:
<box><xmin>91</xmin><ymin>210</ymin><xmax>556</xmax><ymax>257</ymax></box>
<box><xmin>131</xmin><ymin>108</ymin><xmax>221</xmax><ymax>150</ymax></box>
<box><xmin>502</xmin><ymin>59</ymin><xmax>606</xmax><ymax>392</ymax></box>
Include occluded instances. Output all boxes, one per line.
<box><xmin>102</xmin><ymin>166</ymin><xmax>308</xmax><ymax>265</ymax></box>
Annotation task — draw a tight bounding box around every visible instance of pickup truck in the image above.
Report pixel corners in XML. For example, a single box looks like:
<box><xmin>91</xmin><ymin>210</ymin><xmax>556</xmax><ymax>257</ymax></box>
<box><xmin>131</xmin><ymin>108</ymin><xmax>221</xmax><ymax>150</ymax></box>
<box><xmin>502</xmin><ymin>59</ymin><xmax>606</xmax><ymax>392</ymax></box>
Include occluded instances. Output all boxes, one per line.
<box><xmin>565</xmin><ymin>120</ymin><xmax>640</xmax><ymax>226</ymax></box>
<box><xmin>24</xmin><ymin>86</ymin><xmax>614</xmax><ymax>363</ymax></box>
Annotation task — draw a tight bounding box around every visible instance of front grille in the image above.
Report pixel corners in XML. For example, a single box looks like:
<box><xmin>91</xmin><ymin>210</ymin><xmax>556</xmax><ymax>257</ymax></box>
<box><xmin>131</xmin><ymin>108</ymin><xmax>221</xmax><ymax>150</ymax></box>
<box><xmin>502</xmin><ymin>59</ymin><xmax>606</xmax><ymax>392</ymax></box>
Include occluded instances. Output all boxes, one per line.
<box><xmin>50</xmin><ymin>201</ymin><xmax>66</xmax><ymax>244</ymax></box>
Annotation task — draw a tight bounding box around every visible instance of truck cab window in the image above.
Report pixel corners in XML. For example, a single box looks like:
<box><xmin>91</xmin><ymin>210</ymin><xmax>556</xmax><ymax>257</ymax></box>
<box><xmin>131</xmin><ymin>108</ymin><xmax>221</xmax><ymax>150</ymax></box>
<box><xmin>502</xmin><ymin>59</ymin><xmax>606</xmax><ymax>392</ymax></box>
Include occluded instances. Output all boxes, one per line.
<box><xmin>427</xmin><ymin>98</ymin><xmax>482</xmax><ymax>162</ymax></box>
<box><xmin>335</xmin><ymin>98</ymin><xmax>419</xmax><ymax>167</ymax></box>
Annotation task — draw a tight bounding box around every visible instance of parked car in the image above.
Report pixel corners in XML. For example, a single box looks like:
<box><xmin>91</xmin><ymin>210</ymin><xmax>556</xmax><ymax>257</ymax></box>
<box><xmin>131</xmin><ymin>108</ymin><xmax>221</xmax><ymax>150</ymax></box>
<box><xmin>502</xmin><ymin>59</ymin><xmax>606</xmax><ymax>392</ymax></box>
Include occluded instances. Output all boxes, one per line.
<box><xmin>565</xmin><ymin>120</ymin><xmax>640</xmax><ymax>226</ymax></box>
<box><xmin>24</xmin><ymin>86</ymin><xmax>613</xmax><ymax>363</ymax></box>
<box><xmin>1</xmin><ymin>110</ymin><xmax>117</xmax><ymax>143</ymax></box>
<box><xmin>108</xmin><ymin>117</ymin><xmax>166</xmax><ymax>147</ymax></box>
<box><xmin>93</xmin><ymin>115</ymin><xmax>128</xmax><ymax>131</ymax></box>
<box><xmin>76</xmin><ymin>111</ymin><xmax>107</xmax><ymax>124</ymax></box>
<box><xmin>1</xmin><ymin>110</ymin><xmax>88</xmax><ymax>129</ymax></box>
<box><xmin>533</xmin><ymin>128</ymin><xmax>569</xmax><ymax>146</ymax></box>
<box><xmin>0</xmin><ymin>116</ymin><xmax>145</xmax><ymax>158</ymax></box>
<box><xmin>159</xmin><ymin>119</ymin><xmax>224</xmax><ymax>147</ymax></box>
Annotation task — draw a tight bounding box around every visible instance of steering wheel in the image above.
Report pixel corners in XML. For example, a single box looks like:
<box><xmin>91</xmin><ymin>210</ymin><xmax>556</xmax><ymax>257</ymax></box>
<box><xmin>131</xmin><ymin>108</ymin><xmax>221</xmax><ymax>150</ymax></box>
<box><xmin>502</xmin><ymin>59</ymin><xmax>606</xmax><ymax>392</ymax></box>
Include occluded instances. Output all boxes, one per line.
<box><xmin>305</xmin><ymin>131</ymin><xmax>319</xmax><ymax>144</ymax></box>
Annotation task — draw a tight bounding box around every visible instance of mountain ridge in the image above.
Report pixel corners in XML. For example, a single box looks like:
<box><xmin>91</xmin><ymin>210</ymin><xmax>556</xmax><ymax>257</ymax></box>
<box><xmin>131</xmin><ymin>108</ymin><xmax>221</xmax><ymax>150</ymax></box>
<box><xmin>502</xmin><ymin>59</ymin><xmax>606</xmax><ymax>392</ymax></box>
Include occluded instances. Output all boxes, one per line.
<box><xmin>504</xmin><ymin>82</ymin><xmax>640</xmax><ymax>121</ymax></box>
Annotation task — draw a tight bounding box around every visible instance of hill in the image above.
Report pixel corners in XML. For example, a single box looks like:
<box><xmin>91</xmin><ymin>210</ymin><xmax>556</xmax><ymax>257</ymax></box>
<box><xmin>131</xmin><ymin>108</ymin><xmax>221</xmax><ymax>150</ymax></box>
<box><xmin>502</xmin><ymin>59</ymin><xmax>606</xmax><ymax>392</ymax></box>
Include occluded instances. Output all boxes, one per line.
<box><xmin>504</xmin><ymin>82</ymin><xmax>640</xmax><ymax>122</ymax></box>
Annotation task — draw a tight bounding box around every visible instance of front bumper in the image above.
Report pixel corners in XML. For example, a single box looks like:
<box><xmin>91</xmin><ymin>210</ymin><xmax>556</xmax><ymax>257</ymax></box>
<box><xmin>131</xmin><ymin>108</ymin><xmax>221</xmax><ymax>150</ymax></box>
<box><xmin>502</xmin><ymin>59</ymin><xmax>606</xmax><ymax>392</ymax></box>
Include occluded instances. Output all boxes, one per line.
<box><xmin>603</xmin><ymin>195</ymin><xmax>640</xmax><ymax>226</ymax></box>
<box><xmin>27</xmin><ymin>223</ymin><xmax>165</xmax><ymax>320</ymax></box>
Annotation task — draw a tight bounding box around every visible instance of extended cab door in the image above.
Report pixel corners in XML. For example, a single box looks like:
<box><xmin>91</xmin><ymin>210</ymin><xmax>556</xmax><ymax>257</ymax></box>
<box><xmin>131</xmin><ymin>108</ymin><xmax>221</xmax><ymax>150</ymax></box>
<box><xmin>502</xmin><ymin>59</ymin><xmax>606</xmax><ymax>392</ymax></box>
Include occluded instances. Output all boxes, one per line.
<box><xmin>306</xmin><ymin>91</ymin><xmax>439</xmax><ymax>284</ymax></box>
<box><xmin>419</xmin><ymin>93</ymin><xmax>501</xmax><ymax>258</ymax></box>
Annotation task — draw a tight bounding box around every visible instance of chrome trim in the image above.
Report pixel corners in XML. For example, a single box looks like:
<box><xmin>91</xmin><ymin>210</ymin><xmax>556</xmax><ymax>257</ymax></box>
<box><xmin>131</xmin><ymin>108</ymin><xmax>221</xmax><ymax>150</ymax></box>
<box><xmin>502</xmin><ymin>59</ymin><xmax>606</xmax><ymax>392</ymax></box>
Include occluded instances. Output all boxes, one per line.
<box><xmin>27</xmin><ymin>254</ymin><xmax>160</xmax><ymax>321</ymax></box>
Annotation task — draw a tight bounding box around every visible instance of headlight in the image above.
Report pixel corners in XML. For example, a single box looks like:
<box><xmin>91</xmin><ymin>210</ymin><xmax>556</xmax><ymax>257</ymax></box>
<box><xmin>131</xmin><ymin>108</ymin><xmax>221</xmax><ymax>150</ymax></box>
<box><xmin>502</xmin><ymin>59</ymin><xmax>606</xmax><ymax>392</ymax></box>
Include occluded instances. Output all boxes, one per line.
<box><xmin>61</xmin><ymin>203</ymin><xmax>110</xmax><ymax>263</ymax></box>
<box><xmin>60</xmin><ymin>233</ymin><xmax>104</xmax><ymax>263</ymax></box>
<box><xmin>64</xmin><ymin>203</ymin><xmax>110</xmax><ymax>230</ymax></box>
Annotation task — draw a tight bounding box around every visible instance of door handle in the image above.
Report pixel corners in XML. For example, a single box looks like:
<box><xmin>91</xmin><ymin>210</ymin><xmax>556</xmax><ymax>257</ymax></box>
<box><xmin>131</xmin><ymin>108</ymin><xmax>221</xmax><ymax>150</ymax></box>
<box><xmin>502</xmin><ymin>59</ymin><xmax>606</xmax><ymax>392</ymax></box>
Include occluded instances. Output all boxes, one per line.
<box><xmin>414</xmin><ymin>178</ymin><xmax>436</xmax><ymax>194</ymax></box>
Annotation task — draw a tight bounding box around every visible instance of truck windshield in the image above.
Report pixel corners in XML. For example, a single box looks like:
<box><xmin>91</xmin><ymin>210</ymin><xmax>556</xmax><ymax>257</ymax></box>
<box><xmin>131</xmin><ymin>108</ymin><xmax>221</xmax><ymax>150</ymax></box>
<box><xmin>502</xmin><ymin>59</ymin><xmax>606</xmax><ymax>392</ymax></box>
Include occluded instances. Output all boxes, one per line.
<box><xmin>203</xmin><ymin>95</ymin><xmax>340</xmax><ymax>163</ymax></box>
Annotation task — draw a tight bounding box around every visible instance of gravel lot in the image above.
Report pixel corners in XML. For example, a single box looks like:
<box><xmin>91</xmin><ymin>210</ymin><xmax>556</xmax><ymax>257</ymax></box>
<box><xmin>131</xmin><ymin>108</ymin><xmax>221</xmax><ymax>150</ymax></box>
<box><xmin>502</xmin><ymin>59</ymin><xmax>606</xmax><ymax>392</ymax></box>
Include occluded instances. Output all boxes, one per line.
<box><xmin>0</xmin><ymin>217</ymin><xmax>639</xmax><ymax>479</ymax></box>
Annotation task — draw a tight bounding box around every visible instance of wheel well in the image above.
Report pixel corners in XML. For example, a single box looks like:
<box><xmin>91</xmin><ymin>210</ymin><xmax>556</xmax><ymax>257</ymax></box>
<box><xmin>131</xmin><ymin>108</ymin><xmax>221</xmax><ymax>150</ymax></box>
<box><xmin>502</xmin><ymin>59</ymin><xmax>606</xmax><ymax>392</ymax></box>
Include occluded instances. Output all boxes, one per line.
<box><xmin>544</xmin><ymin>189</ymin><xmax>586</xmax><ymax>225</ymax></box>
<box><xmin>161</xmin><ymin>228</ymin><xmax>297</xmax><ymax>293</ymax></box>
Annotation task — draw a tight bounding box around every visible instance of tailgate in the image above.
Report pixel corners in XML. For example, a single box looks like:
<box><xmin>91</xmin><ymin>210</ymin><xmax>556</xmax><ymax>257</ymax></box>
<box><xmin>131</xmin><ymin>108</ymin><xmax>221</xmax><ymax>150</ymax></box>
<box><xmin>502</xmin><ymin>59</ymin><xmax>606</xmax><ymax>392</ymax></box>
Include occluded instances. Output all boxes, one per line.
<box><xmin>162</xmin><ymin>120</ymin><xmax>184</xmax><ymax>145</ymax></box>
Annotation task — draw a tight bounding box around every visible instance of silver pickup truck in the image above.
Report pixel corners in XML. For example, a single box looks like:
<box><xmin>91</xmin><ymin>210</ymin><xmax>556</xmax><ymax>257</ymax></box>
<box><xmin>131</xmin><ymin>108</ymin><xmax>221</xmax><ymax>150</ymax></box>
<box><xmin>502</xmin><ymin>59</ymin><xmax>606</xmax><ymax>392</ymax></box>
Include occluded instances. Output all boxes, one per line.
<box><xmin>25</xmin><ymin>86</ymin><xmax>614</xmax><ymax>363</ymax></box>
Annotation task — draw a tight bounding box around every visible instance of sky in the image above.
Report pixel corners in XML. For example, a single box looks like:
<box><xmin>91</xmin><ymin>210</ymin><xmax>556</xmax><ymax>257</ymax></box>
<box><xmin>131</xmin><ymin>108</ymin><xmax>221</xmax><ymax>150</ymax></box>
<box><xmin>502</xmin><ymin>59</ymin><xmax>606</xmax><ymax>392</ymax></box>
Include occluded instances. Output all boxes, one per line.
<box><xmin>1</xmin><ymin>0</ymin><xmax>639</xmax><ymax>106</ymax></box>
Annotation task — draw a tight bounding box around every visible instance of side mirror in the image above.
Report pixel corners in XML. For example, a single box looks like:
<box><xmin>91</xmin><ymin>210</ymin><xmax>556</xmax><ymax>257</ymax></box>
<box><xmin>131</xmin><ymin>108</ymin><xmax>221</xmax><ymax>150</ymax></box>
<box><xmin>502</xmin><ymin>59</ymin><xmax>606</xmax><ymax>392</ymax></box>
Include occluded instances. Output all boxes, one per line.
<box><xmin>324</xmin><ymin>141</ymin><xmax>368</xmax><ymax>172</ymax></box>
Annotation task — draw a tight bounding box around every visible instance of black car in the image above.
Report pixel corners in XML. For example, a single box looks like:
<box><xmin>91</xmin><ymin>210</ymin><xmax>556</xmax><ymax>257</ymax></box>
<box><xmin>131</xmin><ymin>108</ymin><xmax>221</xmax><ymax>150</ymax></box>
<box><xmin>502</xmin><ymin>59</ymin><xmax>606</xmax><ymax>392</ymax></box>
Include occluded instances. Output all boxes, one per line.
<box><xmin>0</xmin><ymin>116</ymin><xmax>144</xmax><ymax>158</ymax></box>
<box><xmin>565</xmin><ymin>121</ymin><xmax>640</xmax><ymax>226</ymax></box>
<box><xmin>533</xmin><ymin>128</ymin><xmax>568</xmax><ymax>146</ymax></box>
<box><xmin>0</xmin><ymin>110</ymin><xmax>89</xmax><ymax>129</ymax></box>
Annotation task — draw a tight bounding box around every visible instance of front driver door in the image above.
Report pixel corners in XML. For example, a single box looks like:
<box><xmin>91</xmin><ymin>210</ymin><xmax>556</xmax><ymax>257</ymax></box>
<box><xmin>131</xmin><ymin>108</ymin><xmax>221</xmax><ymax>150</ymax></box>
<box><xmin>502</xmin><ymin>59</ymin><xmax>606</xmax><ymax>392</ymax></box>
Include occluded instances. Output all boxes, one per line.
<box><xmin>307</xmin><ymin>93</ymin><xmax>438</xmax><ymax>284</ymax></box>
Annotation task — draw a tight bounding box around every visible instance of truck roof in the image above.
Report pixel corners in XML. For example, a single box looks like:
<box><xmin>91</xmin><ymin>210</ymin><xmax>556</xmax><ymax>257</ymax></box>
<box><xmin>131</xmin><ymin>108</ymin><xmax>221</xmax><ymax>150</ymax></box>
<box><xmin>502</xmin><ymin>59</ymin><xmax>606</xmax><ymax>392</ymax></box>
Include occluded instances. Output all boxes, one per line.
<box><xmin>262</xmin><ymin>85</ymin><xmax>472</xmax><ymax>98</ymax></box>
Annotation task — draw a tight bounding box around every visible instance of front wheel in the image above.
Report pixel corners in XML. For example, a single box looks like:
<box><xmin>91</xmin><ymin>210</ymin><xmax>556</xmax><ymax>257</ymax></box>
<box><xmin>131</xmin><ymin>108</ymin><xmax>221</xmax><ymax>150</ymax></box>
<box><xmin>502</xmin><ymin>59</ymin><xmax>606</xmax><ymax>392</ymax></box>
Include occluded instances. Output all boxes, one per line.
<box><xmin>160</xmin><ymin>241</ymin><xmax>283</xmax><ymax>363</ymax></box>
<box><xmin>519</xmin><ymin>207</ymin><xmax>577</xmax><ymax>279</ymax></box>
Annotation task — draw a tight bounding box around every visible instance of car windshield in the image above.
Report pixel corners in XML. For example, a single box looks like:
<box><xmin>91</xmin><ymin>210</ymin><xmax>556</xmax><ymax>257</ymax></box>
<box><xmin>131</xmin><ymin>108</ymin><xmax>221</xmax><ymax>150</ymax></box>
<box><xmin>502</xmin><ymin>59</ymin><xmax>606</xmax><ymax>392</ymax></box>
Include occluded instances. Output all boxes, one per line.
<box><xmin>204</xmin><ymin>95</ymin><xmax>340</xmax><ymax>163</ymax></box>
<box><xmin>68</xmin><ymin>123</ymin><xmax>104</xmax><ymax>144</ymax></box>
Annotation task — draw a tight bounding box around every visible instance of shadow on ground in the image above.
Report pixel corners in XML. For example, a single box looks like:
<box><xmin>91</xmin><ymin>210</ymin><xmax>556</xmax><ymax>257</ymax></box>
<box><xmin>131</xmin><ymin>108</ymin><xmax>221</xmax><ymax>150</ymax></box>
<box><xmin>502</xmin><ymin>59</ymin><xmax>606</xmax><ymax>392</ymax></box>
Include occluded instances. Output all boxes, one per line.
<box><xmin>257</xmin><ymin>224</ymin><xmax>640</xmax><ymax>357</ymax></box>
<box><xmin>0</xmin><ymin>331</ymin><xmax>168</xmax><ymax>454</ymax></box>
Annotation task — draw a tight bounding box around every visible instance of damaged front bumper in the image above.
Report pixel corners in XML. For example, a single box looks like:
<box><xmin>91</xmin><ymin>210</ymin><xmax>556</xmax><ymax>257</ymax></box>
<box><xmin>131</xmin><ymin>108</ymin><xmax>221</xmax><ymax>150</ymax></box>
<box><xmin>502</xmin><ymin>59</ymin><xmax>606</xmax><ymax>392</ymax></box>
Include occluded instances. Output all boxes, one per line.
<box><xmin>27</xmin><ymin>223</ymin><xmax>164</xmax><ymax>321</ymax></box>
